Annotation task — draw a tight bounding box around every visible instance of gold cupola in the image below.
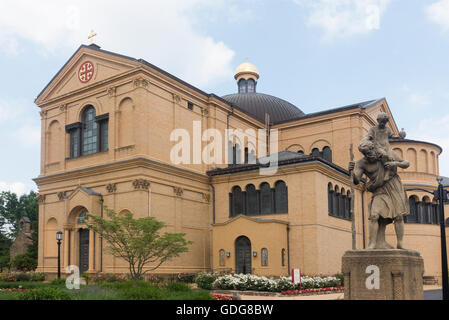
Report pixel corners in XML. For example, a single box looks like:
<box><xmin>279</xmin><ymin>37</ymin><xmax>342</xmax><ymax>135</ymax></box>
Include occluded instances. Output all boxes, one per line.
<box><xmin>234</xmin><ymin>59</ymin><xmax>259</xmax><ymax>93</ymax></box>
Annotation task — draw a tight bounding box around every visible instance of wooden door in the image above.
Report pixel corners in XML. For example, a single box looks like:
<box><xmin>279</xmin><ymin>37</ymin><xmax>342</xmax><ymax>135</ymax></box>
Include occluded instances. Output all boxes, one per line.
<box><xmin>79</xmin><ymin>229</ymin><xmax>89</xmax><ymax>274</ymax></box>
<box><xmin>235</xmin><ymin>236</ymin><xmax>251</xmax><ymax>274</ymax></box>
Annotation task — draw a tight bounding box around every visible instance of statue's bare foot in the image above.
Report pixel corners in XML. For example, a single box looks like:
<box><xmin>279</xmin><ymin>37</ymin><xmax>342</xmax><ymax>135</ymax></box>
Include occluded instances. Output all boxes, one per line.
<box><xmin>397</xmin><ymin>243</ymin><xmax>407</xmax><ymax>250</ymax></box>
<box><xmin>367</xmin><ymin>243</ymin><xmax>376</xmax><ymax>250</ymax></box>
<box><xmin>383</xmin><ymin>242</ymin><xmax>394</xmax><ymax>249</ymax></box>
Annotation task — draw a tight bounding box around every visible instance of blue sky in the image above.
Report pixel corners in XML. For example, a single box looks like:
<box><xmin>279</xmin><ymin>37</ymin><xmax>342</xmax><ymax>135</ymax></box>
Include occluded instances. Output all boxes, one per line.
<box><xmin>1</xmin><ymin>0</ymin><xmax>449</xmax><ymax>195</ymax></box>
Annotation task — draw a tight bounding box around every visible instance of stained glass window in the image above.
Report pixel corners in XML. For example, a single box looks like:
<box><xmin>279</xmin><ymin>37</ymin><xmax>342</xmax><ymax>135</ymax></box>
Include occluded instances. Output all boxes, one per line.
<box><xmin>219</xmin><ymin>249</ymin><xmax>225</xmax><ymax>267</ymax></box>
<box><xmin>77</xmin><ymin>211</ymin><xmax>87</xmax><ymax>224</ymax></box>
<box><xmin>261</xmin><ymin>248</ymin><xmax>268</xmax><ymax>267</ymax></box>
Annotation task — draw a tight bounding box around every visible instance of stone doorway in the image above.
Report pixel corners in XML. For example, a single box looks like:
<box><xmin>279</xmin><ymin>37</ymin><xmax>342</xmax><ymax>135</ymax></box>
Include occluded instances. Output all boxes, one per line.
<box><xmin>235</xmin><ymin>236</ymin><xmax>251</xmax><ymax>274</ymax></box>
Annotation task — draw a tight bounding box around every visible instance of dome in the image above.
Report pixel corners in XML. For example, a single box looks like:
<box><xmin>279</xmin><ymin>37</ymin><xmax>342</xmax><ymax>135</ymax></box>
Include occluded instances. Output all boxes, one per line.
<box><xmin>222</xmin><ymin>93</ymin><xmax>305</xmax><ymax>124</ymax></box>
<box><xmin>234</xmin><ymin>61</ymin><xmax>259</xmax><ymax>80</ymax></box>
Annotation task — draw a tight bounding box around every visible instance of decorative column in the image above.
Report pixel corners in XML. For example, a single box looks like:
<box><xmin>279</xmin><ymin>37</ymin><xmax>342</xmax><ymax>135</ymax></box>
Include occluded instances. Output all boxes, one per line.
<box><xmin>62</xmin><ymin>226</ymin><xmax>72</xmax><ymax>270</ymax></box>
<box><xmin>88</xmin><ymin>229</ymin><xmax>95</xmax><ymax>272</ymax></box>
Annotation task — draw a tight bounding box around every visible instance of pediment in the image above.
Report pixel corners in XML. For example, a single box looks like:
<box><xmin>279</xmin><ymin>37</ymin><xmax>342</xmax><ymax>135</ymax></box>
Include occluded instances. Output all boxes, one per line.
<box><xmin>36</xmin><ymin>45</ymin><xmax>138</xmax><ymax>105</ymax></box>
<box><xmin>67</xmin><ymin>186</ymin><xmax>101</xmax><ymax>202</ymax></box>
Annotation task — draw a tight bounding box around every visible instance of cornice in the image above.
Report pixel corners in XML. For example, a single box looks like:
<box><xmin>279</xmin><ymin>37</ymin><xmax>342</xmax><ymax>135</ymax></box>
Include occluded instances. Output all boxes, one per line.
<box><xmin>34</xmin><ymin>157</ymin><xmax>209</xmax><ymax>186</ymax></box>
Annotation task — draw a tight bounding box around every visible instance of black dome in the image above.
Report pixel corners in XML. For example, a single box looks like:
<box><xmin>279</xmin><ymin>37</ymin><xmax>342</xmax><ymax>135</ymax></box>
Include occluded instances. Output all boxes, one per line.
<box><xmin>222</xmin><ymin>93</ymin><xmax>305</xmax><ymax>125</ymax></box>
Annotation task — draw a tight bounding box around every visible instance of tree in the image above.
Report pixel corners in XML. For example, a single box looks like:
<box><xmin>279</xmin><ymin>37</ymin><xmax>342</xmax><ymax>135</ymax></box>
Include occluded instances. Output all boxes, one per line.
<box><xmin>85</xmin><ymin>207</ymin><xmax>192</xmax><ymax>280</ymax></box>
<box><xmin>0</xmin><ymin>191</ymin><xmax>38</xmax><ymax>270</ymax></box>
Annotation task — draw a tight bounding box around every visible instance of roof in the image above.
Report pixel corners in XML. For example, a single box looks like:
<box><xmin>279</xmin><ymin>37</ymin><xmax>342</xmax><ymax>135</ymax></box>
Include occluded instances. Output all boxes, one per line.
<box><xmin>222</xmin><ymin>93</ymin><xmax>306</xmax><ymax>125</ymax></box>
<box><xmin>36</xmin><ymin>45</ymin><xmax>388</xmax><ymax>128</ymax></box>
<box><xmin>389</xmin><ymin>138</ymin><xmax>443</xmax><ymax>153</ymax></box>
<box><xmin>274</xmin><ymin>99</ymin><xmax>383</xmax><ymax>125</ymax></box>
<box><xmin>207</xmin><ymin>150</ymin><xmax>348</xmax><ymax>177</ymax></box>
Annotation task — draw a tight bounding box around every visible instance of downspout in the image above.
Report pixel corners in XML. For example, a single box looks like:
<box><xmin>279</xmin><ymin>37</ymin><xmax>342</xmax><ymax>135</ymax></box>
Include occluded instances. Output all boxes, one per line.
<box><xmin>209</xmin><ymin>177</ymin><xmax>216</xmax><ymax>224</ymax></box>
<box><xmin>99</xmin><ymin>195</ymin><xmax>104</xmax><ymax>272</ymax></box>
<box><xmin>287</xmin><ymin>224</ymin><xmax>291</xmax><ymax>276</ymax></box>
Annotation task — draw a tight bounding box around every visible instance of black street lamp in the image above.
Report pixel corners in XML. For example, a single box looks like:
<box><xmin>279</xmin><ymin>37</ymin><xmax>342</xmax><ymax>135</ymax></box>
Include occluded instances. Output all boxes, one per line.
<box><xmin>56</xmin><ymin>231</ymin><xmax>63</xmax><ymax>279</ymax></box>
<box><xmin>406</xmin><ymin>181</ymin><xmax>449</xmax><ymax>300</ymax></box>
<box><xmin>435</xmin><ymin>178</ymin><xmax>449</xmax><ymax>300</ymax></box>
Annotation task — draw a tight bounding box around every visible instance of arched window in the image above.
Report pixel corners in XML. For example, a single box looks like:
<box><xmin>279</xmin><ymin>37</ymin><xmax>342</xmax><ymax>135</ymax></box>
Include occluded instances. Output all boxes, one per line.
<box><xmin>431</xmin><ymin>202</ymin><xmax>439</xmax><ymax>225</ymax></box>
<box><xmin>281</xmin><ymin>249</ymin><xmax>286</xmax><ymax>267</ymax></box>
<box><xmin>274</xmin><ymin>181</ymin><xmax>288</xmax><ymax>213</ymax></box>
<box><xmin>238</xmin><ymin>79</ymin><xmax>247</xmax><ymax>93</ymax></box>
<box><xmin>406</xmin><ymin>196</ymin><xmax>418</xmax><ymax>223</ymax></box>
<box><xmin>298</xmin><ymin>150</ymin><xmax>304</xmax><ymax>155</ymax></box>
<box><xmin>423</xmin><ymin>197</ymin><xmax>432</xmax><ymax>224</ymax></box>
<box><xmin>328</xmin><ymin>183</ymin><xmax>334</xmax><ymax>216</ymax></box>
<box><xmin>219</xmin><ymin>249</ymin><xmax>226</xmax><ymax>267</ymax></box>
<box><xmin>260</xmin><ymin>183</ymin><xmax>272</xmax><ymax>215</ymax></box>
<box><xmin>246</xmin><ymin>184</ymin><xmax>259</xmax><ymax>215</ymax></box>
<box><xmin>81</xmin><ymin>106</ymin><xmax>98</xmax><ymax>155</ymax></box>
<box><xmin>345</xmin><ymin>191</ymin><xmax>351</xmax><ymax>220</ymax></box>
<box><xmin>231</xmin><ymin>186</ymin><xmax>244</xmax><ymax>217</ymax></box>
<box><xmin>67</xmin><ymin>105</ymin><xmax>108</xmax><ymax>158</ymax></box>
<box><xmin>247</xmin><ymin>79</ymin><xmax>256</xmax><ymax>93</ymax></box>
<box><xmin>311</xmin><ymin>148</ymin><xmax>321</xmax><ymax>157</ymax></box>
<box><xmin>332</xmin><ymin>186</ymin><xmax>339</xmax><ymax>217</ymax></box>
<box><xmin>322</xmin><ymin>146</ymin><xmax>332</xmax><ymax>162</ymax></box>
<box><xmin>339</xmin><ymin>188</ymin><xmax>346</xmax><ymax>218</ymax></box>
<box><xmin>261</xmin><ymin>248</ymin><xmax>268</xmax><ymax>267</ymax></box>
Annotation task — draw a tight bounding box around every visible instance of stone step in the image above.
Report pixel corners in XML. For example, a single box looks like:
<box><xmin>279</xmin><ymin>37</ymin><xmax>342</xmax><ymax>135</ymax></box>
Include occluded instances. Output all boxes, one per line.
<box><xmin>423</xmin><ymin>276</ymin><xmax>438</xmax><ymax>285</ymax></box>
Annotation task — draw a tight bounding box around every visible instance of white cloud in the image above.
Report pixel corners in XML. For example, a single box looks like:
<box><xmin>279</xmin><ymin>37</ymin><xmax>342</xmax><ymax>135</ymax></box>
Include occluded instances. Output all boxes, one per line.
<box><xmin>0</xmin><ymin>181</ymin><xmax>35</xmax><ymax>196</ymax></box>
<box><xmin>0</xmin><ymin>97</ymin><xmax>41</xmax><ymax>149</ymax></box>
<box><xmin>409</xmin><ymin>93</ymin><xmax>431</xmax><ymax>107</ymax></box>
<box><xmin>409</xmin><ymin>114</ymin><xmax>449</xmax><ymax>177</ymax></box>
<box><xmin>0</xmin><ymin>0</ymin><xmax>236</xmax><ymax>87</ymax></box>
<box><xmin>426</xmin><ymin>0</ymin><xmax>449</xmax><ymax>30</ymax></box>
<box><xmin>295</xmin><ymin>0</ymin><xmax>391</xmax><ymax>40</ymax></box>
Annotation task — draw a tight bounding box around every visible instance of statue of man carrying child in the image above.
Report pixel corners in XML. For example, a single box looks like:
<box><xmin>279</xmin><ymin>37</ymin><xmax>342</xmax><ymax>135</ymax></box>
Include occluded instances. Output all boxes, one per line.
<box><xmin>349</xmin><ymin>113</ymin><xmax>410</xmax><ymax>250</ymax></box>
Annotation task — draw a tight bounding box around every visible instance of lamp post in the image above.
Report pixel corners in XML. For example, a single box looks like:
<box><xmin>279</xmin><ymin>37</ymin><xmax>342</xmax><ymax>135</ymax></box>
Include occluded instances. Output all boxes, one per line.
<box><xmin>436</xmin><ymin>178</ymin><xmax>449</xmax><ymax>300</ymax></box>
<box><xmin>56</xmin><ymin>231</ymin><xmax>63</xmax><ymax>279</ymax></box>
<box><xmin>406</xmin><ymin>183</ymin><xmax>449</xmax><ymax>300</ymax></box>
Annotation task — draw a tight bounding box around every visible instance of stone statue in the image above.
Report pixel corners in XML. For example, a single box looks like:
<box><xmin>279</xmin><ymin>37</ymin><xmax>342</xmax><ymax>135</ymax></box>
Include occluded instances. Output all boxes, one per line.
<box><xmin>349</xmin><ymin>113</ymin><xmax>410</xmax><ymax>250</ymax></box>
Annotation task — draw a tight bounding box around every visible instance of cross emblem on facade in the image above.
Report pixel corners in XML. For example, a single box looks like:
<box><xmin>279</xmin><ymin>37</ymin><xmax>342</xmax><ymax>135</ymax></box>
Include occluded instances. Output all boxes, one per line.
<box><xmin>88</xmin><ymin>30</ymin><xmax>97</xmax><ymax>44</ymax></box>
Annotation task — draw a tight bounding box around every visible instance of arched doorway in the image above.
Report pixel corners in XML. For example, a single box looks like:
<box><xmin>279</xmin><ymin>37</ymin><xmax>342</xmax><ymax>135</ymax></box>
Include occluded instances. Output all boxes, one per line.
<box><xmin>235</xmin><ymin>236</ymin><xmax>252</xmax><ymax>274</ymax></box>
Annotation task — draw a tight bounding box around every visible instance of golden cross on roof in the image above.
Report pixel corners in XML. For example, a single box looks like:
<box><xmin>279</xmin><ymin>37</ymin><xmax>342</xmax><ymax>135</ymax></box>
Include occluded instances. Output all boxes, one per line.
<box><xmin>88</xmin><ymin>30</ymin><xmax>97</xmax><ymax>44</ymax></box>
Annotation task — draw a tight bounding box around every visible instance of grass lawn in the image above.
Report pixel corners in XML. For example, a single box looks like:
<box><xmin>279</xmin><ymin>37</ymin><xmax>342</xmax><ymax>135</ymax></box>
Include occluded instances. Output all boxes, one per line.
<box><xmin>0</xmin><ymin>280</ymin><xmax>212</xmax><ymax>300</ymax></box>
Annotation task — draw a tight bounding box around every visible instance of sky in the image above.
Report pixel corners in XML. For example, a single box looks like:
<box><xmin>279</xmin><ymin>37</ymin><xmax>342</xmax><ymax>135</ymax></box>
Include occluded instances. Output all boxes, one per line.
<box><xmin>1</xmin><ymin>0</ymin><xmax>449</xmax><ymax>195</ymax></box>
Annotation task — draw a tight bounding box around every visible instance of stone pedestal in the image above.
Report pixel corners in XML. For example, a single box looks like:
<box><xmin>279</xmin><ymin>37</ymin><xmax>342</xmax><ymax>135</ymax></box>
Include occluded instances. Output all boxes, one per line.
<box><xmin>342</xmin><ymin>249</ymin><xmax>424</xmax><ymax>300</ymax></box>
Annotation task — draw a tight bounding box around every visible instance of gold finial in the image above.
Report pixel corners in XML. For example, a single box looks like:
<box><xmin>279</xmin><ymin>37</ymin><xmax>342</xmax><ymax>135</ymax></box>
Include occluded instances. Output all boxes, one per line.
<box><xmin>88</xmin><ymin>30</ymin><xmax>97</xmax><ymax>44</ymax></box>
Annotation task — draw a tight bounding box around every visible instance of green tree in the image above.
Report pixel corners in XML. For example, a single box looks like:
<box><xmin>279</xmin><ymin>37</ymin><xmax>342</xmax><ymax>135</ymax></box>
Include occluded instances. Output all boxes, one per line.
<box><xmin>0</xmin><ymin>232</ymin><xmax>12</xmax><ymax>272</ymax></box>
<box><xmin>0</xmin><ymin>191</ymin><xmax>38</xmax><ymax>270</ymax></box>
<box><xmin>85</xmin><ymin>207</ymin><xmax>192</xmax><ymax>280</ymax></box>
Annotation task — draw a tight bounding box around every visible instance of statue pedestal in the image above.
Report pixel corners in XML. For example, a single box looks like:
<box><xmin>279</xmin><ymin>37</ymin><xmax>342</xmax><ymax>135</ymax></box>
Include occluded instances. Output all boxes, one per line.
<box><xmin>342</xmin><ymin>249</ymin><xmax>424</xmax><ymax>300</ymax></box>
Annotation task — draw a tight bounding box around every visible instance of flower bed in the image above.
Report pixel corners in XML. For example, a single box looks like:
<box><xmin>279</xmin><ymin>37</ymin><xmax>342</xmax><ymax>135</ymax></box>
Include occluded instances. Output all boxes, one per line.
<box><xmin>0</xmin><ymin>288</ymin><xmax>27</xmax><ymax>292</ymax></box>
<box><xmin>211</xmin><ymin>293</ymin><xmax>236</xmax><ymax>300</ymax></box>
<box><xmin>282</xmin><ymin>286</ymin><xmax>344</xmax><ymax>296</ymax></box>
<box><xmin>195</xmin><ymin>273</ymin><xmax>344</xmax><ymax>293</ymax></box>
<box><xmin>0</xmin><ymin>272</ymin><xmax>45</xmax><ymax>282</ymax></box>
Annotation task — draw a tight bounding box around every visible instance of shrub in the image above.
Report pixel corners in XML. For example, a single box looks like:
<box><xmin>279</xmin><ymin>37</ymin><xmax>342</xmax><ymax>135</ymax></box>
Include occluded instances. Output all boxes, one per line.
<box><xmin>176</xmin><ymin>273</ymin><xmax>197</xmax><ymax>283</ymax></box>
<box><xmin>93</xmin><ymin>272</ymin><xmax>129</xmax><ymax>284</ymax></box>
<box><xmin>118</xmin><ymin>283</ymin><xmax>162</xmax><ymax>300</ymax></box>
<box><xmin>10</xmin><ymin>254</ymin><xmax>37</xmax><ymax>272</ymax></box>
<box><xmin>164</xmin><ymin>281</ymin><xmax>190</xmax><ymax>292</ymax></box>
<box><xmin>195</xmin><ymin>272</ymin><xmax>219</xmax><ymax>290</ymax></box>
<box><xmin>210</xmin><ymin>274</ymin><xmax>342</xmax><ymax>292</ymax></box>
<box><xmin>20</xmin><ymin>287</ymin><xmax>71</xmax><ymax>300</ymax></box>
<box><xmin>49</xmin><ymin>278</ymin><xmax>67</xmax><ymax>286</ymax></box>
